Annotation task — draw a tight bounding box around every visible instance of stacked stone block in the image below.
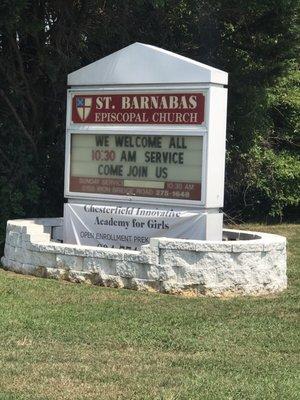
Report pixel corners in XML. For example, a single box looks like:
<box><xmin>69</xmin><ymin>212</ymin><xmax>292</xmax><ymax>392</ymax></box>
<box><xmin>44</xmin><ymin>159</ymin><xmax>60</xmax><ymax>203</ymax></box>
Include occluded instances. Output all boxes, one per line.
<box><xmin>1</xmin><ymin>218</ymin><xmax>287</xmax><ymax>296</ymax></box>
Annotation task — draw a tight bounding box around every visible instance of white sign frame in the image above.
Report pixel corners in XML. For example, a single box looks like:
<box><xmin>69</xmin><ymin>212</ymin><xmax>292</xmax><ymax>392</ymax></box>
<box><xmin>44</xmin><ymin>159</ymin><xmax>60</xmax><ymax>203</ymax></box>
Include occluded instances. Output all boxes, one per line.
<box><xmin>63</xmin><ymin>43</ymin><xmax>228</xmax><ymax>241</ymax></box>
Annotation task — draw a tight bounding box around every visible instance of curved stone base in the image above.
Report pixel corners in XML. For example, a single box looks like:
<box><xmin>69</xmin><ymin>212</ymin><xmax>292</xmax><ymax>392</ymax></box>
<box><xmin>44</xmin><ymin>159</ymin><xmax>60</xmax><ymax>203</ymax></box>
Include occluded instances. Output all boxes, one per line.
<box><xmin>1</xmin><ymin>218</ymin><xmax>287</xmax><ymax>297</ymax></box>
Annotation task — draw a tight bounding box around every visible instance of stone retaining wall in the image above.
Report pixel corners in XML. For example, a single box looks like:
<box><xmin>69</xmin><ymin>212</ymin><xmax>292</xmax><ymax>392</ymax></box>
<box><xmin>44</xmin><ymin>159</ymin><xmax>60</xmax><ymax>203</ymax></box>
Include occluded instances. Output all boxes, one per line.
<box><xmin>1</xmin><ymin>218</ymin><xmax>287</xmax><ymax>296</ymax></box>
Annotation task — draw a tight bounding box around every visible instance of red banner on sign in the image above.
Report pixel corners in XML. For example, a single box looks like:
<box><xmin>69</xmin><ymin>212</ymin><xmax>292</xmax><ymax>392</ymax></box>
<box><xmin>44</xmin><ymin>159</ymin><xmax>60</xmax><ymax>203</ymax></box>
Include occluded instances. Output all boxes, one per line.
<box><xmin>71</xmin><ymin>93</ymin><xmax>205</xmax><ymax>125</ymax></box>
<box><xmin>70</xmin><ymin>177</ymin><xmax>201</xmax><ymax>201</ymax></box>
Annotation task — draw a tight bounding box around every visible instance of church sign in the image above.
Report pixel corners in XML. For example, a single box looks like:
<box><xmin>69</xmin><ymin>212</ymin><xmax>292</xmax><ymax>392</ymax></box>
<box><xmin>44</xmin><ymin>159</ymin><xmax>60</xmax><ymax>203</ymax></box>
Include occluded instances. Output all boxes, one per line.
<box><xmin>68</xmin><ymin>133</ymin><xmax>203</xmax><ymax>201</ymax></box>
<box><xmin>71</xmin><ymin>93</ymin><xmax>205</xmax><ymax>124</ymax></box>
<box><xmin>64</xmin><ymin>43</ymin><xmax>228</xmax><ymax>244</ymax></box>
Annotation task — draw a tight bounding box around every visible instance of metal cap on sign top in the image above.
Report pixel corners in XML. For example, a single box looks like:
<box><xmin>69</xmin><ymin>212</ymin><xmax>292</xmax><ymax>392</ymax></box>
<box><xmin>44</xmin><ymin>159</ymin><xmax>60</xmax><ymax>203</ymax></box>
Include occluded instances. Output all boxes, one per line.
<box><xmin>68</xmin><ymin>42</ymin><xmax>228</xmax><ymax>86</ymax></box>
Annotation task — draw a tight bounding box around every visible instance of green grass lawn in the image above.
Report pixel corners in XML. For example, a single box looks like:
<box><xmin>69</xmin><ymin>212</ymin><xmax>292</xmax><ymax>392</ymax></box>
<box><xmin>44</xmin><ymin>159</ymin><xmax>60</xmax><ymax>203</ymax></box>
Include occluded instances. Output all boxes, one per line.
<box><xmin>0</xmin><ymin>224</ymin><xmax>299</xmax><ymax>400</ymax></box>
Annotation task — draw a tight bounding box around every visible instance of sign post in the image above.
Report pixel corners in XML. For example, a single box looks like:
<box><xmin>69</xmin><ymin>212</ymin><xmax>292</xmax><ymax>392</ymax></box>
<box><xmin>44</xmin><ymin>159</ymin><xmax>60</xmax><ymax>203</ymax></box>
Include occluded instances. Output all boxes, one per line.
<box><xmin>64</xmin><ymin>43</ymin><xmax>228</xmax><ymax>248</ymax></box>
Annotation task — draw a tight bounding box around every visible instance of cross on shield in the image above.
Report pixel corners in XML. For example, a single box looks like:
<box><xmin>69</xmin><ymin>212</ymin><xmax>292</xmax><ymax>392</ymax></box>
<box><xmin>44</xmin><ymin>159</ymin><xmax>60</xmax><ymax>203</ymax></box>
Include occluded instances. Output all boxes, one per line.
<box><xmin>76</xmin><ymin>97</ymin><xmax>92</xmax><ymax>121</ymax></box>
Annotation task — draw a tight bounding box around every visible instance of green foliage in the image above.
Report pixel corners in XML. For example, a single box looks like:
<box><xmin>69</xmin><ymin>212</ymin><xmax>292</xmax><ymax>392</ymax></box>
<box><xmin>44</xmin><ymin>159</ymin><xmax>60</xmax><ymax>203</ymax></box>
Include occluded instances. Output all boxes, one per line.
<box><xmin>225</xmin><ymin>62</ymin><xmax>300</xmax><ymax>220</ymax></box>
<box><xmin>0</xmin><ymin>0</ymin><xmax>299</xmax><ymax>249</ymax></box>
<box><xmin>243</xmin><ymin>144</ymin><xmax>300</xmax><ymax>218</ymax></box>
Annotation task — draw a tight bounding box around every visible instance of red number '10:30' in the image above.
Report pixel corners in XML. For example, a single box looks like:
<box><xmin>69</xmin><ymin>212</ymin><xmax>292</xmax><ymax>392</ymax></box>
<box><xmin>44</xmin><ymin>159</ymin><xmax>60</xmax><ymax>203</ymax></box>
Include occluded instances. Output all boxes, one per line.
<box><xmin>91</xmin><ymin>149</ymin><xmax>116</xmax><ymax>161</ymax></box>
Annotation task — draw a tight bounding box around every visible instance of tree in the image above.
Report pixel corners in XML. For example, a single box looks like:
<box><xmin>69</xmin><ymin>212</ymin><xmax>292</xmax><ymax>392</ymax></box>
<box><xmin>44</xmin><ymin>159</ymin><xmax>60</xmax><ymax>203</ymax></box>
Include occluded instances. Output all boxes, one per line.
<box><xmin>0</xmin><ymin>0</ymin><xmax>299</xmax><ymax>251</ymax></box>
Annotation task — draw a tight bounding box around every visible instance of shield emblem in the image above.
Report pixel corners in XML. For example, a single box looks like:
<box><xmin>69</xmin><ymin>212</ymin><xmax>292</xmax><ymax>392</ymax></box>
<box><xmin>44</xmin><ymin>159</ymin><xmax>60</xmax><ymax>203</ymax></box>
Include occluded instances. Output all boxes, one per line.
<box><xmin>76</xmin><ymin>97</ymin><xmax>92</xmax><ymax>121</ymax></box>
